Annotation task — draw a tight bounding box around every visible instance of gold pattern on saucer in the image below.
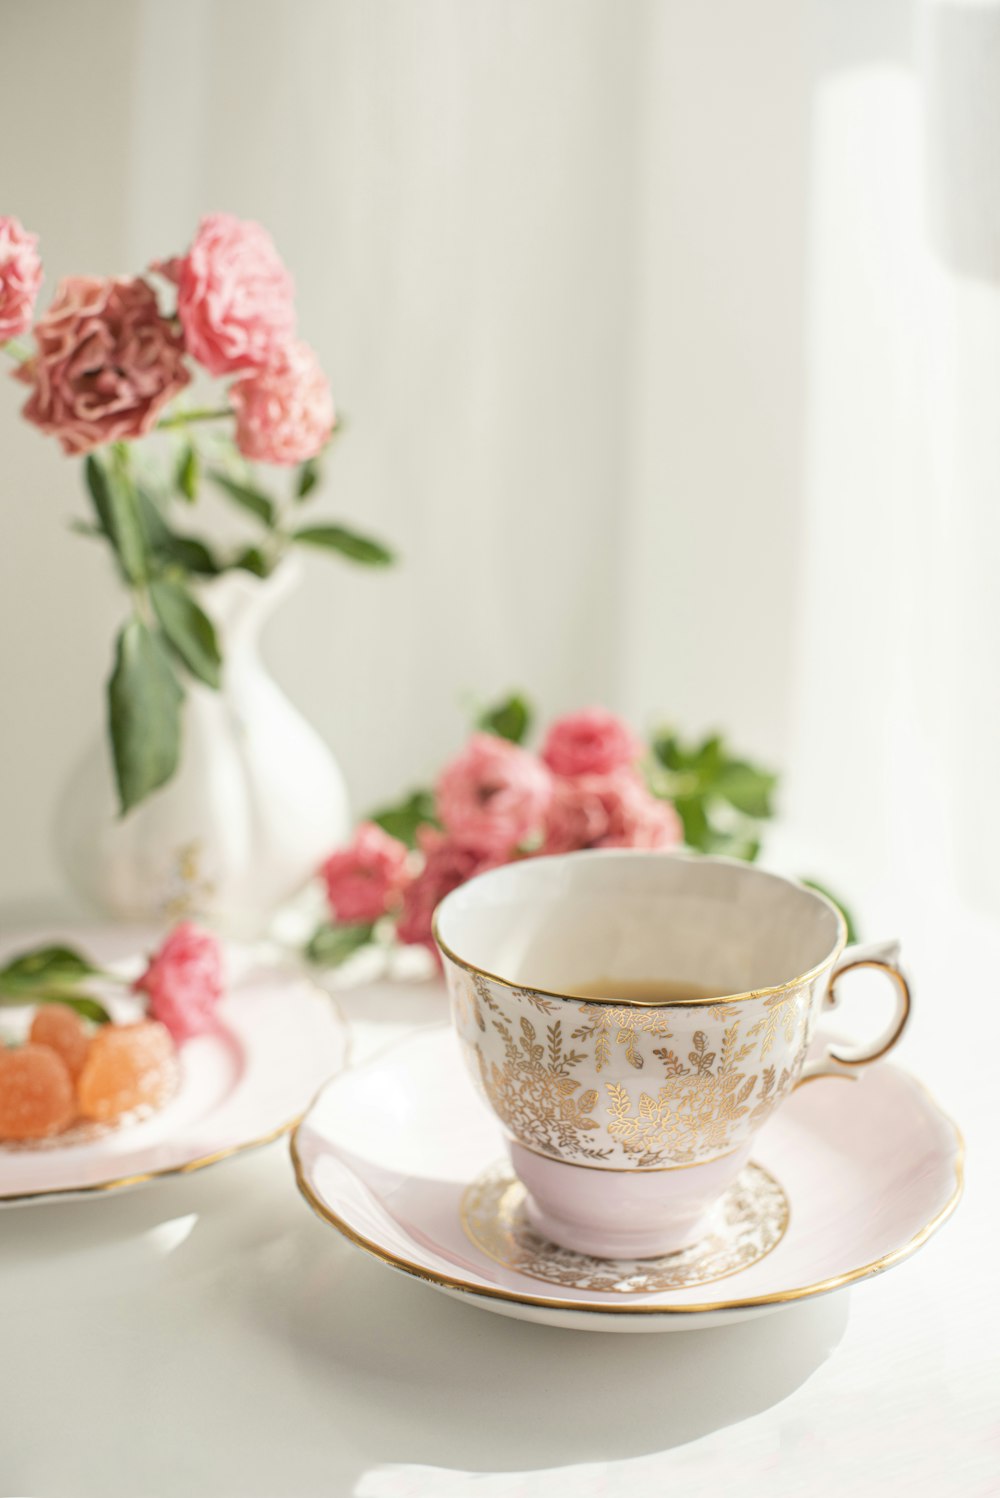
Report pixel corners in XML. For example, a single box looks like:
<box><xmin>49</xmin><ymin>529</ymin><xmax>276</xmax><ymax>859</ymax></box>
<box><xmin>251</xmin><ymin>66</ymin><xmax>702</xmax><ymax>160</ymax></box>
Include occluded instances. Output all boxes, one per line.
<box><xmin>460</xmin><ymin>1160</ymin><xmax>789</xmax><ymax>1293</ymax></box>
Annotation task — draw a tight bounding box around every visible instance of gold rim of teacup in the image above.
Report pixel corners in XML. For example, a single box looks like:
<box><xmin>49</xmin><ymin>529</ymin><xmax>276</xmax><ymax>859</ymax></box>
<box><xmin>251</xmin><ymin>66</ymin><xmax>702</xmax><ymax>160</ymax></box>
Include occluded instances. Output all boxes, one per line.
<box><xmin>432</xmin><ymin>851</ymin><xmax>849</xmax><ymax>1009</ymax></box>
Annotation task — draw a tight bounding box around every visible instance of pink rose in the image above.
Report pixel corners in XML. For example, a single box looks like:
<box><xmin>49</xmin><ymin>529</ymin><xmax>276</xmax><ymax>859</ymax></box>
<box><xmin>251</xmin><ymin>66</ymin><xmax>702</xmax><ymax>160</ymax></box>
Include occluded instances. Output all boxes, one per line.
<box><xmin>0</xmin><ymin>217</ymin><xmax>42</xmax><ymax>342</ymax></box>
<box><xmin>543</xmin><ymin>769</ymin><xmax>683</xmax><ymax>853</ymax></box>
<box><xmin>230</xmin><ymin>340</ymin><xmax>334</xmax><ymax>465</ymax></box>
<box><xmin>541</xmin><ymin>774</ymin><xmax>615</xmax><ymax>854</ymax></box>
<box><xmin>15</xmin><ymin>276</ymin><xmax>190</xmax><ymax>455</ymax></box>
<box><xmin>436</xmin><ymin>733</ymin><xmax>553</xmax><ymax>854</ymax></box>
<box><xmin>541</xmin><ymin>708</ymin><xmax>643</xmax><ymax>779</ymax></box>
<box><xmin>595</xmin><ymin>771</ymin><xmax>683</xmax><ymax>849</ymax></box>
<box><xmin>321</xmin><ymin>822</ymin><xmax>411</xmax><ymax>925</ymax></box>
<box><xmin>172</xmin><ymin>214</ymin><xmax>296</xmax><ymax>375</ymax></box>
<box><xmin>397</xmin><ymin>830</ymin><xmax>504</xmax><ymax>955</ymax></box>
<box><xmin>134</xmin><ymin>921</ymin><xmax>225</xmax><ymax>1043</ymax></box>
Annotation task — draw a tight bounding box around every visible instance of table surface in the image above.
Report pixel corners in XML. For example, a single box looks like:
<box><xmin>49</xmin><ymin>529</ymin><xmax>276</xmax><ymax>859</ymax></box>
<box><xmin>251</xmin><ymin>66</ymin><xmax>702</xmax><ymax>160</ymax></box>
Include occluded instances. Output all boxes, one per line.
<box><xmin>0</xmin><ymin>922</ymin><xmax>995</xmax><ymax>1498</ymax></box>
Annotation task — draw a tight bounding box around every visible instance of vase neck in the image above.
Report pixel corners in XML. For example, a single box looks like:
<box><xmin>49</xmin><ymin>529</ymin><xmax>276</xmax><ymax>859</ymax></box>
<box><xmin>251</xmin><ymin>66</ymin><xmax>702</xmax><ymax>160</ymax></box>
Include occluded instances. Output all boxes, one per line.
<box><xmin>200</xmin><ymin>560</ymin><xmax>299</xmax><ymax>652</ymax></box>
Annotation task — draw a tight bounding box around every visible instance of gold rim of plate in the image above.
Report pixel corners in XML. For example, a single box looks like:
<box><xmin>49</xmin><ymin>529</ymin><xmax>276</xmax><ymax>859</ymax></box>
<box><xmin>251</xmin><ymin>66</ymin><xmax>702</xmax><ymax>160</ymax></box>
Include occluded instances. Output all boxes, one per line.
<box><xmin>0</xmin><ymin>1117</ymin><xmax>301</xmax><ymax>1204</ymax></box>
<box><xmin>289</xmin><ymin>1078</ymin><xmax>964</xmax><ymax>1318</ymax></box>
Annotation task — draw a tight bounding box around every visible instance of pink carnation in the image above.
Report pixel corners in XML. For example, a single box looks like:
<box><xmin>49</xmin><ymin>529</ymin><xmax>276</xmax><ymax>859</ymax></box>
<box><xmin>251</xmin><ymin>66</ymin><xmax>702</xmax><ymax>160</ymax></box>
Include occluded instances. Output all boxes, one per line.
<box><xmin>397</xmin><ymin>830</ymin><xmax>504</xmax><ymax>956</ymax></box>
<box><xmin>598</xmin><ymin>775</ymin><xmax>683</xmax><ymax>849</ymax></box>
<box><xmin>436</xmin><ymin>733</ymin><xmax>553</xmax><ymax>854</ymax></box>
<box><xmin>15</xmin><ymin>276</ymin><xmax>190</xmax><ymax>455</ymax></box>
<box><xmin>134</xmin><ymin>921</ymin><xmax>225</xmax><ymax>1043</ymax></box>
<box><xmin>541</xmin><ymin>707</ymin><xmax>643</xmax><ymax>779</ymax></box>
<box><xmin>172</xmin><ymin>213</ymin><xmax>296</xmax><ymax>375</ymax></box>
<box><xmin>321</xmin><ymin>822</ymin><xmax>411</xmax><ymax>925</ymax></box>
<box><xmin>543</xmin><ymin>769</ymin><xmax>682</xmax><ymax>854</ymax></box>
<box><xmin>230</xmin><ymin>340</ymin><xmax>334</xmax><ymax>465</ymax></box>
<box><xmin>0</xmin><ymin>217</ymin><xmax>42</xmax><ymax>342</ymax></box>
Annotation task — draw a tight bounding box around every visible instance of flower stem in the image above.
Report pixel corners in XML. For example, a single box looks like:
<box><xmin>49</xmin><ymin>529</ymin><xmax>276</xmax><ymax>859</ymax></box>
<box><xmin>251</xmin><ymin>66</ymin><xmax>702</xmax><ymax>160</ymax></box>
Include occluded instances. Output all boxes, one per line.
<box><xmin>0</xmin><ymin>338</ymin><xmax>30</xmax><ymax>364</ymax></box>
<box><xmin>158</xmin><ymin>407</ymin><xmax>232</xmax><ymax>430</ymax></box>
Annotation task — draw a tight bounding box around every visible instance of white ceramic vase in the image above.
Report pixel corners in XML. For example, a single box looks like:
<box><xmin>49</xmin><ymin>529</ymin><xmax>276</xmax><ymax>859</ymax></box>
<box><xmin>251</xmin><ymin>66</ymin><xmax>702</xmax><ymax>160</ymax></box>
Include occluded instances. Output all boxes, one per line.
<box><xmin>54</xmin><ymin>561</ymin><xmax>349</xmax><ymax>937</ymax></box>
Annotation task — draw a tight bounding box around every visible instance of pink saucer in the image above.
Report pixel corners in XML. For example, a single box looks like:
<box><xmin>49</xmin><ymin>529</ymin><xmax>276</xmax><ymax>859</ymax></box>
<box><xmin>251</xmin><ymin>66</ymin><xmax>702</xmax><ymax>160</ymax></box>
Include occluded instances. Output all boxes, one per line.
<box><xmin>292</xmin><ymin>1028</ymin><xmax>963</xmax><ymax>1332</ymax></box>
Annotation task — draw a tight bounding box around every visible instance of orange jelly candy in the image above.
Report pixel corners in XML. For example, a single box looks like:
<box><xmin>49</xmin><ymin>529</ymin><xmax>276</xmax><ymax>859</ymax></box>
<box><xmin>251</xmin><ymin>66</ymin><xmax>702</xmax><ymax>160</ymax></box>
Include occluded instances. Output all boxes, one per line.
<box><xmin>77</xmin><ymin>1020</ymin><xmax>177</xmax><ymax>1124</ymax></box>
<box><xmin>30</xmin><ymin>1003</ymin><xmax>91</xmax><ymax>1080</ymax></box>
<box><xmin>0</xmin><ymin>1043</ymin><xmax>76</xmax><ymax>1140</ymax></box>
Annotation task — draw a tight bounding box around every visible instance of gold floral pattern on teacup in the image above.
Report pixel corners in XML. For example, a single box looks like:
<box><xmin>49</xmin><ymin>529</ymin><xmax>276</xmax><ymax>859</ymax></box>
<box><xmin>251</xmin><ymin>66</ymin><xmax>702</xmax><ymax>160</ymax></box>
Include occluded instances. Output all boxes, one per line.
<box><xmin>451</xmin><ymin>971</ymin><xmax>816</xmax><ymax>1169</ymax></box>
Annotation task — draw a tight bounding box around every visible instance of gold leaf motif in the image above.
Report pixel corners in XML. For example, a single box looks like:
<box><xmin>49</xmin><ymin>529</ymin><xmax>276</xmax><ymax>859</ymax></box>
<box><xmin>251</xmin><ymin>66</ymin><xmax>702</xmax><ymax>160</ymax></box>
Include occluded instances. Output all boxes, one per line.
<box><xmin>572</xmin><ymin>1004</ymin><xmax>674</xmax><ymax>1074</ymax></box>
<box><xmin>458</xmin><ymin>974</ymin><xmax>821</xmax><ymax>1167</ymax></box>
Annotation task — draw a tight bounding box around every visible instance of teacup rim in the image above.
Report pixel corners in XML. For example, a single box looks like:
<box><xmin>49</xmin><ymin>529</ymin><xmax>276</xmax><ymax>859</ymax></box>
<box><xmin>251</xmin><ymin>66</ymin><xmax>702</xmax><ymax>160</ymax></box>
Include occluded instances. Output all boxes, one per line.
<box><xmin>432</xmin><ymin>848</ymin><xmax>849</xmax><ymax>1009</ymax></box>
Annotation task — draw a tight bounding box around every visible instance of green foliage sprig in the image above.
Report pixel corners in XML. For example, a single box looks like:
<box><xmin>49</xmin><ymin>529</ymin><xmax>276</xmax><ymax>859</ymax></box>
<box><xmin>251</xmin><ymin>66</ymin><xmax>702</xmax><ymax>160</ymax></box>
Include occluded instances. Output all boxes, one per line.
<box><xmin>80</xmin><ymin>434</ymin><xmax>394</xmax><ymax>815</ymax></box>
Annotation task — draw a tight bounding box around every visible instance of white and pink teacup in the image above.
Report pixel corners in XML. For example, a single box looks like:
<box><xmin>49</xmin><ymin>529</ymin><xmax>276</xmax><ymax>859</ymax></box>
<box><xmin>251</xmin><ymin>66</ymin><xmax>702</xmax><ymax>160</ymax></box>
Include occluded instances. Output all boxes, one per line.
<box><xmin>435</xmin><ymin>850</ymin><xmax>910</xmax><ymax>1259</ymax></box>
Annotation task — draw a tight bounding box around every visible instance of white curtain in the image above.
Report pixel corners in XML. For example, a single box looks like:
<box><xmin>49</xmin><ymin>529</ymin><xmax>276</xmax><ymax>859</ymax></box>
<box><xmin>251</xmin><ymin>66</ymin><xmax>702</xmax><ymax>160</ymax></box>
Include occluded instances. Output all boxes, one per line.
<box><xmin>787</xmin><ymin>0</ymin><xmax>1000</xmax><ymax>926</ymax></box>
<box><xmin>1</xmin><ymin>0</ymin><xmax>996</xmax><ymax>927</ymax></box>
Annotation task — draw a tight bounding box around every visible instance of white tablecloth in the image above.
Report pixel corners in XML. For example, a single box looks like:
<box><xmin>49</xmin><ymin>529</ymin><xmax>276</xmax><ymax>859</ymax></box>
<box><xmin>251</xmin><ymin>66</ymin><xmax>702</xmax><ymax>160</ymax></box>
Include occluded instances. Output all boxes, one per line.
<box><xmin>0</xmin><ymin>926</ymin><xmax>994</xmax><ymax>1498</ymax></box>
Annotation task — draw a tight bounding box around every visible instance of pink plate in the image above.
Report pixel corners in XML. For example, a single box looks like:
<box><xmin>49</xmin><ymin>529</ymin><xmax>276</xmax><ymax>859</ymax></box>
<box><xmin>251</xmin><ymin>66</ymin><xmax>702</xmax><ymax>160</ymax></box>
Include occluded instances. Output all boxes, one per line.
<box><xmin>292</xmin><ymin>1027</ymin><xmax>963</xmax><ymax>1332</ymax></box>
<box><xmin>1</xmin><ymin>962</ymin><xmax>348</xmax><ymax>1206</ymax></box>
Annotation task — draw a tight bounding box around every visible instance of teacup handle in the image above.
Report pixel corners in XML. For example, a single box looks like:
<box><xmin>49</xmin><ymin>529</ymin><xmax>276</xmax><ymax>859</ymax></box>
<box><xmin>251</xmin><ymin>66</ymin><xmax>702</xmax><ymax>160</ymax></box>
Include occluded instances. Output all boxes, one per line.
<box><xmin>796</xmin><ymin>938</ymin><xmax>912</xmax><ymax>1086</ymax></box>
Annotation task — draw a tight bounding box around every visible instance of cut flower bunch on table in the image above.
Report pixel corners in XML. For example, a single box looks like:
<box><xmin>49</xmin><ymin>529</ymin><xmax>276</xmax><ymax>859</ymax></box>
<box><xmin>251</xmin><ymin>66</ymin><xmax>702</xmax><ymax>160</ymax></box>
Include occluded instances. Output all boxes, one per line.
<box><xmin>0</xmin><ymin>212</ymin><xmax>394</xmax><ymax>816</ymax></box>
<box><xmin>304</xmin><ymin>695</ymin><xmax>857</xmax><ymax>969</ymax></box>
<box><xmin>0</xmin><ymin>922</ymin><xmax>224</xmax><ymax>1141</ymax></box>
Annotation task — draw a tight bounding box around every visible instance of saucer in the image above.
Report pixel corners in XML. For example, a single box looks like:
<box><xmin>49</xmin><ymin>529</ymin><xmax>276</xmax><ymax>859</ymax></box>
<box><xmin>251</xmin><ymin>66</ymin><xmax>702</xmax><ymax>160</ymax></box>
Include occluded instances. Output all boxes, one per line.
<box><xmin>291</xmin><ymin>1027</ymin><xmax>963</xmax><ymax>1332</ymax></box>
<box><xmin>0</xmin><ymin>963</ymin><xmax>348</xmax><ymax>1206</ymax></box>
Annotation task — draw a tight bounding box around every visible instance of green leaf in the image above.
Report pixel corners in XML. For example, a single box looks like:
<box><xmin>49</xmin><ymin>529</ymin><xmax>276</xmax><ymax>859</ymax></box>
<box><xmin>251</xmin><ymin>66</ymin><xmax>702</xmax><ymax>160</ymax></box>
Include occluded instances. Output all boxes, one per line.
<box><xmin>306</xmin><ymin>922</ymin><xmax>375</xmax><ymax>968</ymax></box>
<box><xmin>800</xmin><ymin>879</ymin><xmax>860</xmax><ymax>944</ymax></box>
<box><xmin>231</xmin><ymin>546</ymin><xmax>273</xmax><ymax>578</ymax></box>
<box><xmin>149</xmin><ymin>578</ymin><xmax>222</xmax><ymax>689</ymax></box>
<box><xmin>651</xmin><ymin>732</ymin><xmax>683</xmax><ymax>772</ymax></box>
<box><xmin>673</xmin><ymin>795</ymin><xmax>713</xmax><ymax>853</ymax></box>
<box><xmin>0</xmin><ymin>989</ymin><xmax>112</xmax><ymax>1024</ymax></box>
<box><xmin>714</xmin><ymin>834</ymin><xmax>762</xmax><ymax>864</ymax></box>
<box><xmin>159</xmin><ymin>533</ymin><xmax>221</xmax><ymax>576</ymax></box>
<box><xmin>478</xmin><ymin>694</ymin><xmax>532</xmax><ymax>744</ymax></box>
<box><xmin>47</xmin><ymin>993</ymin><xmax>113</xmax><ymax>1024</ymax></box>
<box><xmin>371</xmin><ymin>789</ymin><xmax>438</xmax><ymax>849</ymax></box>
<box><xmin>292</xmin><ymin>524</ymin><xmax>394</xmax><ymax>566</ymax></box>
<box><xmin>85</xmin><ymin>453</ymin><xmax>148</xmax><ymax>584</ymax></box>
<box><xmin>692</xmin><ymin>733</ymin><xmax>726</xmax><ymax>780</ymax></box>
<box><xmin>208</xmin><ymin>471</ymin><xmax>276</xmax><ymax>527</ymax></box>
<box><xmin>296</xmin><ymin>458</ymin><xmax>320</xmax><ymax>501</ymax></box>
<box><xmin>0</xmin><ymin>945</ymin><xmax>101</xmax><ymax>999</ymax></box>
<box><xmin>136</xmin><ymin>488</ymin><xmax>221</xmax><ymax>577</ymax></box>
<box><xmin>716</xmin><ymin>761</ymin><xmax>778</xmax><ymax>819</ymax></box>
<box><xmin>108</xmin><ymin>617</ymin><xmax>184</xmax><ymax>816</ymax></box>
<box><xmin>176</xmin><ymin>443</ymin><xmax>199</xmax><ymax>502</ymax></box>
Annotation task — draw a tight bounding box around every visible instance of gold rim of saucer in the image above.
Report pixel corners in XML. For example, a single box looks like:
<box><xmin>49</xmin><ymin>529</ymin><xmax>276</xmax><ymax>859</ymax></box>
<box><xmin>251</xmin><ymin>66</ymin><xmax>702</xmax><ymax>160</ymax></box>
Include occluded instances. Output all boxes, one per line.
<box><xmin>289</xmin><ymin>1070</ymin><xmax>965</xmax><ymax>1318</ymax></box>
<box><xmin>432</xmin><ymin>851</ymin><xmax>849</xmax><ymax>1010</ymax></box>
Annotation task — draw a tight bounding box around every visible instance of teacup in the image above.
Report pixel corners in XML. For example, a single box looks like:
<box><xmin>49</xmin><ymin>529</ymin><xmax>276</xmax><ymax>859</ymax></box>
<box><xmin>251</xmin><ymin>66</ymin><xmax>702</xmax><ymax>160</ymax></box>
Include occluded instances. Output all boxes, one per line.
<box><xmin>434</xmin><ymin>850</ymin><xmax>911</xmax><ymax>1259</ymax></box>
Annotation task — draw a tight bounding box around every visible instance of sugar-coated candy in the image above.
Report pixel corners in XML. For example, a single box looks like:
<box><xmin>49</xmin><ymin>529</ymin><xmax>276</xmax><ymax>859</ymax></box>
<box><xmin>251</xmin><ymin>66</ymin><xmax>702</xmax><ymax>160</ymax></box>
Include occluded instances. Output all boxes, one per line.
<box><xmin>0</xmin><ymin>1043</ymin><xmax>76</xmax><ymax>1140</ymax></box>
<box><xmin>30</xmin><ymin>1003</ymin><xmax>91</xmax><ymax>1080</ymax></box>
<box><xmin>77</xmin><ymin>1020</ymin><xmax>177</xmax><ymax>1123</ymax></box>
